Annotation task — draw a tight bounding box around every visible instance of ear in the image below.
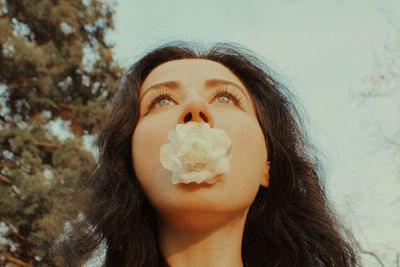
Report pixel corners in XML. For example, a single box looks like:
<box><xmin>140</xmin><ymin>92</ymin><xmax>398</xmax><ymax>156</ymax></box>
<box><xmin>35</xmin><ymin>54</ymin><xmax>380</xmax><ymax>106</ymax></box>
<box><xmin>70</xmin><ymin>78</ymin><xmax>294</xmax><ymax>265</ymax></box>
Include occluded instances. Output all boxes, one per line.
<box><xmin>260</xmin><ymin>161</ymin><xmax>270</xmax><ymax>188</ymax></box>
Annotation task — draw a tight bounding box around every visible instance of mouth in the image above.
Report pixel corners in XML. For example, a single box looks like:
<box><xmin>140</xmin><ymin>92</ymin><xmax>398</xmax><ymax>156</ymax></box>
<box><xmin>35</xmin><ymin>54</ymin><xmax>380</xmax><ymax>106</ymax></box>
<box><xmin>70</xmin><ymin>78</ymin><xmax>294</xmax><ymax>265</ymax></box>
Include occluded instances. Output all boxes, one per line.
<box><xmin>175</xmin><ymin>174</ymin><xmax>223</xmax><ymax>191</ymax></box>
<box><xmin>160</xmin><ymin>121</ymin><xmax>232</xmax><ymax>185</ymax></box>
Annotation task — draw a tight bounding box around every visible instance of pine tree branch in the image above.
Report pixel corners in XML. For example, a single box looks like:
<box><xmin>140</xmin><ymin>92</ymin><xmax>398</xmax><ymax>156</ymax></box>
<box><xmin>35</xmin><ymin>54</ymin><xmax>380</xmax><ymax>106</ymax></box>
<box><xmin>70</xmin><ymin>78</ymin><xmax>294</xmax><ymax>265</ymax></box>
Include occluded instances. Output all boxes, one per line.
<box><xmin>58</xmin><ymin>102</ymin><xmax>75</xmax><ymax>110</ymax></box>
<box><xmin>0</xmin><ymin>174</ymin><xmax>12</xmax><ymax>184</ymax></box>
<box><xmin>348</xmin><ymin>229</ymin><xmax>386</xmax><ymax>267</ymax></box>
<box><xmin>0</xmin><ymin>163</ymin><xmax>17</xmax><ymax>168</ymax></box>
<box><xmin>0</xmin><ymin>253</ymin><xmax>28</xmax><ymax>266</ymax></box>
<box><xmin>13</xmin><ymin>231</ymin><xmax>26</xmax><ymax>241</ymax></box>
<box><xmin>7</xmin><ymin>223</ymin><xmax>26</xmax><ymax>241</ymax></box>
<box><xmin>39</xmin><ymin>174</ymin><xmax>52</xmax><ymax>182</ymax></box>
<box><xmin>34</xmin><ymin>140</ymin><xmax>61</xmax><ymax>148</ymax></box>
<box><xmin>359</xmin><ymin>249</ymin><xmax>385</xmax><ymax>267</ymax></box>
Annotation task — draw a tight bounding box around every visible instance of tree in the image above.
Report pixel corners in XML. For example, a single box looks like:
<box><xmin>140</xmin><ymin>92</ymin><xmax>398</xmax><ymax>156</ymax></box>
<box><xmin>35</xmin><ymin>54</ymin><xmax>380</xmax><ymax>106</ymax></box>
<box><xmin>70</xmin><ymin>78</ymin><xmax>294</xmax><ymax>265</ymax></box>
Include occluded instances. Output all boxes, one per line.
<box><xmin>356</xmin><ymin>12</ymin><xmax>400</xmax><ymax>267</ymax></box>
<box><xmin>359</xmin><ymin>13</ymin><xmax>400</xmax><ymax>157</ymax></box>
<box><xmin>0</xmin><ymin>0</ymin><xmax>123</xmax><ymax>265</ymax></box>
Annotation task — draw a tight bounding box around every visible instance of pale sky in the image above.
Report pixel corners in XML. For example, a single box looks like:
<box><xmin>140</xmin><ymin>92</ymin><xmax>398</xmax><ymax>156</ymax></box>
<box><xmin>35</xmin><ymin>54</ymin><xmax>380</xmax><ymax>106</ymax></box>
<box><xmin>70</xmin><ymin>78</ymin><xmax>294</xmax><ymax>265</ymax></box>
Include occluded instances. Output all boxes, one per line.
<box><xmin>104</xmin><ymin>0</ymin><xmax>400</xmax><ymax>265</ymax></box>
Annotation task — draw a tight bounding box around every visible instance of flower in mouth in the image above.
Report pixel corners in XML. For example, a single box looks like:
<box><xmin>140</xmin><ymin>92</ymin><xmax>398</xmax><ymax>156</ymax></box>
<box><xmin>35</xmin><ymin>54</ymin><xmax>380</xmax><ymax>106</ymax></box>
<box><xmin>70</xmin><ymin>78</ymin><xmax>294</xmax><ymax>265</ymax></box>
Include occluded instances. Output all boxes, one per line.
<box><xmin>160</xmin><ymin>122</ymin><xmax>232</xmax><ymax>184</ymax></box>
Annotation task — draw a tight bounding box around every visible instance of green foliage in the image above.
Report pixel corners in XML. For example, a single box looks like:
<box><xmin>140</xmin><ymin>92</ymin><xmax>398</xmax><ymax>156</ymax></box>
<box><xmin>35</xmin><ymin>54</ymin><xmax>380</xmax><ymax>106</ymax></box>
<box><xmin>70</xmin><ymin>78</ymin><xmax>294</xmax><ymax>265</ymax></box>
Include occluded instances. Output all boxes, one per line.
<box><xmin>0</xmin><ymin>0</ymin><xmax>123</xmax><ymax>265</ymax></box>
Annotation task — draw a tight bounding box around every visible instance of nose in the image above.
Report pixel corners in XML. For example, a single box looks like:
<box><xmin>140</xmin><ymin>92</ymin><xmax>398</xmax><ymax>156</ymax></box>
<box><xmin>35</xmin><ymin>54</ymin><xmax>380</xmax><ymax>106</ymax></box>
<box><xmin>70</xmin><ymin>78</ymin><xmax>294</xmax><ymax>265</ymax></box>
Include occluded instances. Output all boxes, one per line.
<box><xmin>178</xmin><ymin>98</ymin><xmax>214</xmax><ymax>128</ymax></box>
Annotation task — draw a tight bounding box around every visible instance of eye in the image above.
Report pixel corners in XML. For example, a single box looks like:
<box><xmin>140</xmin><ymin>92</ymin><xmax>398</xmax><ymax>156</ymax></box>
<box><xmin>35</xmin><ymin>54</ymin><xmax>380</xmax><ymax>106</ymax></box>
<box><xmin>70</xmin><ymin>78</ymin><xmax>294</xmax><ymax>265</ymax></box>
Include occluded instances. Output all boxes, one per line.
<box><xmin>217</xmin><ymin>95</ymin><xmax>231</xmax><ymax>104</ymax></box>
<box><xmin>157</xmin><ymin>98</ymin><xmax>171</xmax><ymax>107</ymax></box>
<box><xmin>214</xmin><ymin>87</ymin><xmax>243</xmax><ymax>107</ymax></box>
<box><xmin>143</xmin><ymin>87</ymin><xmax>244</xmax><ymax>115</ymax></box>
<box><xmin>145</xmin><ymin>91</ymin><xmax>174</xmax><ymax>112</ymax></box>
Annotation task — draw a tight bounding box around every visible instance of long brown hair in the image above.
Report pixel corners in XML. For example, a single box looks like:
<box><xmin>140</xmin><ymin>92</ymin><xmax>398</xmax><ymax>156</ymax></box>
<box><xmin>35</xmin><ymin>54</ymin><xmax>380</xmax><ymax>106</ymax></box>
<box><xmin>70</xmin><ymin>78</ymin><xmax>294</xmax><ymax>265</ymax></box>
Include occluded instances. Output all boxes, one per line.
<box><xmin>52</xmin><ymin>42</ymin><xmax>358</xmax><ymax>266</ymax></box>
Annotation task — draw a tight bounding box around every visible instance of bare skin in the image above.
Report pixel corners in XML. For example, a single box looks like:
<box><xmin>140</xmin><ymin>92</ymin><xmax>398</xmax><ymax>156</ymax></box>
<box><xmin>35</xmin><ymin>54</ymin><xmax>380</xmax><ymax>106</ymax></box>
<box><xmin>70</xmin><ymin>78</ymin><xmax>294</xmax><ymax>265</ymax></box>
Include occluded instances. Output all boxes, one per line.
<box><xmin>159</xmin><ymin>208</ymin><xmax>249</xmax><ymax>267</ymax></box>
<box><xmin>132</xmin><ymin>59</ymin><xmax>270</xmax><ymax>267</ymax></box>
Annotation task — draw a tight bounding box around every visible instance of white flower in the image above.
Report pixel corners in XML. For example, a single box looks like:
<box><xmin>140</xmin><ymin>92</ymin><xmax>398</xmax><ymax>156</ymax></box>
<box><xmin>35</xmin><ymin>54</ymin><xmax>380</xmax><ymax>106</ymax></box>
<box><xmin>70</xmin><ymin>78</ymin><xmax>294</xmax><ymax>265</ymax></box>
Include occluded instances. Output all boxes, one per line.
<box><xmin>160</xmin><ymin>122</ymin><xmax>232</xmax><ymax>184</ymax></box>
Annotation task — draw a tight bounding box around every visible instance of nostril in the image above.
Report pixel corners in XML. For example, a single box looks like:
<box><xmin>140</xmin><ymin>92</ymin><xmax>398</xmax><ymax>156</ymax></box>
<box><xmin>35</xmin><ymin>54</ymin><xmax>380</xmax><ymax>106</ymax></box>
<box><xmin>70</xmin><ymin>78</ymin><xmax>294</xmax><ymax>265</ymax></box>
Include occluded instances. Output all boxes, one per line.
<box><xmin>200</xmin><ymin>112</ymin><xmax>208</xmax><ymax>123</ymax></box>
<box><xmin>184</xmin><ymin>113</ymin><xmax>192</xmax><ymax>123</ymax></box>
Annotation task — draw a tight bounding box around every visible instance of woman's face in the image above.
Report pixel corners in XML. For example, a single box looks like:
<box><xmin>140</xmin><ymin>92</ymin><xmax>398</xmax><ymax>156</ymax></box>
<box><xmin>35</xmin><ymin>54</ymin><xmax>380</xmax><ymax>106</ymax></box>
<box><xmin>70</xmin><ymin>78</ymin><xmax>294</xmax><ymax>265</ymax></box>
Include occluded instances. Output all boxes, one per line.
<box><xmin>132</xmin><ymin>59</ymin><xmax>269</xmax><ymax>219</ymax></box>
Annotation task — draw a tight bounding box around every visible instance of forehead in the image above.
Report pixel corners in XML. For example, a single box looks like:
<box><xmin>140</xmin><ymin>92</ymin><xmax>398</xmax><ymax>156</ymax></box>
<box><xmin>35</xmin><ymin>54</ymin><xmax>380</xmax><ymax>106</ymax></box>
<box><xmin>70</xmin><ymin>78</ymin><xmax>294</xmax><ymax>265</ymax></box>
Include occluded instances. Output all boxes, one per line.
<box><xmin>141</xmin><ymin>59</ymin><xmax>246</xmax><ymax>91</ymax></box>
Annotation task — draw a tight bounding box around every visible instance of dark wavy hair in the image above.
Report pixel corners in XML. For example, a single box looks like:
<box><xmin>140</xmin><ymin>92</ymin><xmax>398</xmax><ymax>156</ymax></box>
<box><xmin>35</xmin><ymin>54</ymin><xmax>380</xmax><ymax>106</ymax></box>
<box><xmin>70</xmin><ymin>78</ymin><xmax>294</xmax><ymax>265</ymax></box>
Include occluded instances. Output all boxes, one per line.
<box><xmin>52</xmin><ymin>42</ymin><xmax>358</xmax><ymax>266</ymax></box>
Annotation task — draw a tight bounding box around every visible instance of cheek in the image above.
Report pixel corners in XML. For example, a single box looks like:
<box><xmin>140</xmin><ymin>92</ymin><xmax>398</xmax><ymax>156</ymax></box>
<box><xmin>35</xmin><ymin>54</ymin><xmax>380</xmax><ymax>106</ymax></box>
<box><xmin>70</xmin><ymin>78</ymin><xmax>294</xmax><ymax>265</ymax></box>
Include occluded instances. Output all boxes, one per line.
<box><xmin>224</xmin><ymin>113</ymin><xmax>267</xmax><ymax>172</ymax></box>
<box><xmin>131</xmin><ymin>115</ymin><xmax>179</xmax><ymax>205</ymax></box>
<box><xmin>132</xmin><ymin>112</ymin><xmax>176</xmax><ymax>161</ymax></box>
<box><xmin>235</xmin><ymin>120</ymin><xmax>266</xmax><ymax>154</ymax></box>
<box><xmin>131</xmin><ymin>120</ymin><xmax>167</xmax><ymax>184</ymax></box>
<box><xmin>219</xmin><ymin>115</ymin><xmax>268</xmax><ymax>205</ymax></box>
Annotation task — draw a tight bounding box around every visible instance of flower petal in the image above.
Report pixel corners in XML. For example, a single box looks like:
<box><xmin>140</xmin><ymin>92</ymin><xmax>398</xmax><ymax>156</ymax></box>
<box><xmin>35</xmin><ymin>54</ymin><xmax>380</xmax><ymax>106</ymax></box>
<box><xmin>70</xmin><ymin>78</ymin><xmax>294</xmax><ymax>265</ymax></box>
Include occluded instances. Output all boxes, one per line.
<box><xmin>160</xmin><ymin>122</ymin><xmax>232</xmax><ymax>184</ymax></box>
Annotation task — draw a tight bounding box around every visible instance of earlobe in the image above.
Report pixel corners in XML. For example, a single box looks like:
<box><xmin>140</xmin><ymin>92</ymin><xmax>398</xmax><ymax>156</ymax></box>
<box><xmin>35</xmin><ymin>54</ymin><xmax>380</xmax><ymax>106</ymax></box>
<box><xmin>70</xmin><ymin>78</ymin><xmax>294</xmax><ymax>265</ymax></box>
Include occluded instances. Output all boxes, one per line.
<box><xmin>260</xmin><ymin>161</ymin><xmax>270</xmax><ymax>188</ymax></box>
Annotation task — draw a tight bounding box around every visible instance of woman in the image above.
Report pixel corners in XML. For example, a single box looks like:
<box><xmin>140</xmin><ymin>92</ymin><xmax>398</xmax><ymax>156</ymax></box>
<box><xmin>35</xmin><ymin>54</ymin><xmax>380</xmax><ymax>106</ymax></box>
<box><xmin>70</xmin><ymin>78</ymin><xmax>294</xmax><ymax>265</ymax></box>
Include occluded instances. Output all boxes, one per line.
<box><xmin>53</xmin><ymin>42</ymin><xmax>358</xmax><ymax>266</ymax></box>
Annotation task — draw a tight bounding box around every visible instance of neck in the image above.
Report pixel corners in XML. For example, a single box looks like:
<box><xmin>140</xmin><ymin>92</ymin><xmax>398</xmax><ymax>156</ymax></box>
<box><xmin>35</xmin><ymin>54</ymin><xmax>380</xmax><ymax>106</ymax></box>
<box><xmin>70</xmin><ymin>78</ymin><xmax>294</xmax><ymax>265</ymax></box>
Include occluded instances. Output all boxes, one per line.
<box><xmin>158</xmin><ymin>209</ymin><xmax>248</xmax><ymax>267</ymax></box>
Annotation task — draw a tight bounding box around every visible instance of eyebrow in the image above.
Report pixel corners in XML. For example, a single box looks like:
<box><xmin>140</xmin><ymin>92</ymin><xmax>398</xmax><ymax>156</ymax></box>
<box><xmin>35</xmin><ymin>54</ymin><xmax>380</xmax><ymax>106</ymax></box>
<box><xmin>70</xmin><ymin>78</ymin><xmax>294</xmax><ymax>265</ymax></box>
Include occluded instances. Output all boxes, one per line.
<box><xmin>139</xmin><ymin>81</ymin><xmax>179</xmax><ymax>104</ymax></box>
<box><xmin>139</xmin><ymin>79</ymin><xmax>249</xmax><ymax>103</ymax></box>
<box><xmin>204</xmin><ymin>79</ymin><xmax>249</xmax><ymax>102</ymax></box>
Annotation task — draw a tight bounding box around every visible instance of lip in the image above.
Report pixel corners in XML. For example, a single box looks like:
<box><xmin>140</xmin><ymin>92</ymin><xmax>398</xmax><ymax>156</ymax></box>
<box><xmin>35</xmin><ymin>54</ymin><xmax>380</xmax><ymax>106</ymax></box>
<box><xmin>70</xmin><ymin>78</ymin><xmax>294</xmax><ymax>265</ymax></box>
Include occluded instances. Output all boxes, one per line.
<box><xmin>175</xmin><ymin>174</ymin><xmax>223</xmax><ymax>191</ymax></box>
